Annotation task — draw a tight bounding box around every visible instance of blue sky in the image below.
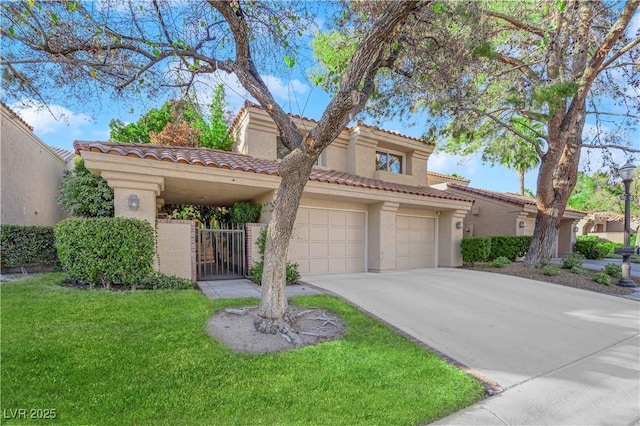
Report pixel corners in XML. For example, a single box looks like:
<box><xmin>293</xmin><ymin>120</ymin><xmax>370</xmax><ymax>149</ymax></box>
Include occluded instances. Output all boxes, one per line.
<box><xmin>7</xmin><ymin>6</ymin><xmax>639</xmax><ymax>195</ymax></box>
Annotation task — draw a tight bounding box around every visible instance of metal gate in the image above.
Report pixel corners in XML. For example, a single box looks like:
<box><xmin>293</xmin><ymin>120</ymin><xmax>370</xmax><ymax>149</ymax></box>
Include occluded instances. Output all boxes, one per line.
<box><xmin>196</xmin><ymin>226</ymin><xmax>245</xmax><ymax>280</ymax></box>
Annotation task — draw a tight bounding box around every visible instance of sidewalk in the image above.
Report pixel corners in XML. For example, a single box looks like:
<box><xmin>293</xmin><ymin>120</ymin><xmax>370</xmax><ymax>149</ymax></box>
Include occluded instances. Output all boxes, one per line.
<box><xmin>197</xmin><ymin>279</ymin><xmax>323</xmax><ymax>299</ymax></box>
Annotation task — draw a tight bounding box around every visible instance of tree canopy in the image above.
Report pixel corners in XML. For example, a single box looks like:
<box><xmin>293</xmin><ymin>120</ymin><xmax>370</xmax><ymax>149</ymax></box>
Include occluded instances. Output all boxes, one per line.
<box><xmin>313</xmin><ymin>0</ymin><xmax>640</xmax><ymax>264</ymax></box>
<box><xmin>109</xmin><ymin>85</ymin><xmax>233</xmax><ymax>149</ymax></box>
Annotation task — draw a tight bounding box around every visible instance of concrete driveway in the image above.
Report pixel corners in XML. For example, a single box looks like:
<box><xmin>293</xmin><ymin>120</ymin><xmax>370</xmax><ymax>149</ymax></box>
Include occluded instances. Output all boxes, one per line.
<box><xmin>306</xmin><ymin>269</ymin><xmax>640</xmax><ymax>425</ymax></box>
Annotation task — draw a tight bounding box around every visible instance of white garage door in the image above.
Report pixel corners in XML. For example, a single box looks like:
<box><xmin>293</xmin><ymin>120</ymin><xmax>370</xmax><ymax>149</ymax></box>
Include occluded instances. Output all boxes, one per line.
<box><xmin>290</xmin><ymin>208</ymin><xmax>366</xmax><ymax>275</ymax></box>
<box><xmin>396</xmin><ymin>215</ymin><xmax>436</xmax><ymax>269</ymax></box>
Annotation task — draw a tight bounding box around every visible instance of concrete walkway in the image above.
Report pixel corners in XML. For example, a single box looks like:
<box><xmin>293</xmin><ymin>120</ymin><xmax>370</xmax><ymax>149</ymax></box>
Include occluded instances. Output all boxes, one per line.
<box><xmin>197</xmin><ymin>279</ymin><xmax>323</xmax><ymax>299</ymax></box>
<box><xmin>306</xmin><ymin>269</ymin><xmax>640</xmax><ymax>425</ymax></box>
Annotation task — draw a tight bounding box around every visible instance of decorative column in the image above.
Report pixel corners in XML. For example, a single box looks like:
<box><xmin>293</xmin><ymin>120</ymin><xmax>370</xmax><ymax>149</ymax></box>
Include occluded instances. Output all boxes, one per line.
<box><xmin>438</xmin><ymin>209</ymin><xmax>467</xmax><ymax>267</ymax></box>
<box><xmin>368</xmin><ymin>201</ymin><xmax>399</xmax><ymax>272</ymax></box>
<box><xmin>101</xmin><ymin>171</ymin><xmax>164</xmax><ymax>225</ymax></box>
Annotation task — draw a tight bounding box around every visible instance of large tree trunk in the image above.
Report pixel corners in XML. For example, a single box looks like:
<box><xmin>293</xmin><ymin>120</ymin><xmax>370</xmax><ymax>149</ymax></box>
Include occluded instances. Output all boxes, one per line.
<box><xmin>254</xmin><ymin>150</ymin><xmax>316</xmax><ymax>336</ymax></box>
<box><xmin>524</xmin><ymin>105</ymin><xmax>585</xmax><ymax>266</ymax></box>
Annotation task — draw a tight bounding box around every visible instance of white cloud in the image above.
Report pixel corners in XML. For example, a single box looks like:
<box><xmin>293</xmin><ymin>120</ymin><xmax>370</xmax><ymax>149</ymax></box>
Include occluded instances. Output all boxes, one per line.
<box><xmin>428</xmin><ymin>151</ymin><xmax>480</xmax><ymax>177</ymax></box>
<box><xmin>10</xmin><ymin>99</ymin><xmax>93</xmax><ymax>137</ymax></box>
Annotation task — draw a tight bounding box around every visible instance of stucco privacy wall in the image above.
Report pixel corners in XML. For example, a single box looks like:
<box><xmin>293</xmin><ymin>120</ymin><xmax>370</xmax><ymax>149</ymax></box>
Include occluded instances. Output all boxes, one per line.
<box><xmin>156</xmin><ymin>219</ymin><xmax>196</xmax><ymax>282</ymax></box>
<box><xmin>1</xmin><ymin>105</ymin><xmax>67</xmax><ymax>225</ymax></box>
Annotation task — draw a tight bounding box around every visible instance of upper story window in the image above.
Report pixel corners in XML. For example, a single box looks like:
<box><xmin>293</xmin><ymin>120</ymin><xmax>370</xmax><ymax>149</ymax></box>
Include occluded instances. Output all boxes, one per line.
<box><xmin>376</xmin><ymin>150</ymin><xmax>403</xmax><ymax>174</ymax></box>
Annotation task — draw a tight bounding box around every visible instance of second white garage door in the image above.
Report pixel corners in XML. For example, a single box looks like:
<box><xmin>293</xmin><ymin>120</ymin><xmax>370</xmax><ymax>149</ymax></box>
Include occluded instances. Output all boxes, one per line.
<box><xmin>290</xmin><ymin>208</ymin><xmax>366</xmax><ymax>275</ymax></box>
<box><xmin>396</xmin><ymin>215</ymin><xmax>436</xmax><ymax>269</ymax></box>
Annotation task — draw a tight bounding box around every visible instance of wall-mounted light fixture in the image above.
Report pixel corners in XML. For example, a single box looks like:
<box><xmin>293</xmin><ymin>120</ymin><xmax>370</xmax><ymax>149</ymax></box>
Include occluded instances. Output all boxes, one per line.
<box><xmin>128</xmin><ymin>194</ymin><xmax>139</xmax><ymax>211</ymax></box>
<box><xmin>519</xmin><ymin>221</ymin><xmax>526</xmax><ymax>228</ymax></box>
<box><xmin>573</xmin><ymin>226</ymin><xmax>579</xmax><ymax>232</ymax></box>
<box><xmin>456</xmin><ymin>221</ymin><xmax>463</xmax><ymax>229</ymax></box>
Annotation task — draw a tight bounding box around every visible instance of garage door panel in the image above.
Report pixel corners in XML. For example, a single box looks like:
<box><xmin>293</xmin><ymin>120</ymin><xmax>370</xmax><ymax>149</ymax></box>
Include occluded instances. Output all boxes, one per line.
<box><xmin>330</xmin><ymin>242</ymin><xmax>346</xmax><ymax>257</ymax></box>
<box><xmin>310</xmin><ymin>226</ymin><xmax>328</xmax><ymax>241</ymax></box>
<box><xmin>310</xmin><ymin>209</ymin><xmax>329</xmax><ymax>225</ymax></box>
<box><xmin>329</xmin><ymin>227</ymin><xmax>346</xmax><ymax>241</ymax></box>
<box><xmin>397</xmin><ymin>216</ymin><xmax>436</xmax><ymax>270</ymax></box>
<box><xmin>329</xmin><ymin>210</ymin><xmax>346</xmax><ymax>226</ymax></box>
<box><xmin>291</xmin><ymin>207</ymin><xmax>366</xmax><ymax>275</ymax></box>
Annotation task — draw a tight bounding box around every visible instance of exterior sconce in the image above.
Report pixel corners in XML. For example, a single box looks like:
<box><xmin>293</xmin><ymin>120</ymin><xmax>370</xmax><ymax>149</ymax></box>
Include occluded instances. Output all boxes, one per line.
<box><xmin>456</xmin><ymin>221</ymin><xmax>463</xmax><ymax>229</ymax></box>
<box><xmin>519</xmin><ymin>221</ymin><xmax>526</xmax><ymax>228</ymax></box>
<box><xmin>128</xmin><ymin>194</ymin><xmax>139</xmax><ymax>211</ymax></box>
<box><xmin>573</xmin><ymin>226</ymin><xmax>579</xmax><ymax>232</ymax></box>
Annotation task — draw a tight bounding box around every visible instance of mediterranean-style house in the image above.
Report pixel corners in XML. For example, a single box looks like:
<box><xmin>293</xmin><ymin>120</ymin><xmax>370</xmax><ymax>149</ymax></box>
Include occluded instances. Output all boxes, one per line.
<box><xmin>74</xmin><ymin>103</ymin><xmax>475</xmax><ymax>281</ymax></box>
<box><xmin>430</xmin><ymin>175</ymin><xmax>585</xmax><ymax>257</ymax></box>
<box><xmin>577</xmin><ymin>211</ymin><xmax>639</xmax><ymax>244</ymax></box>
<box><xmin>1</xmin><ymin>102</ymin><xmax>74</xmax><ymax>226</ymax></box>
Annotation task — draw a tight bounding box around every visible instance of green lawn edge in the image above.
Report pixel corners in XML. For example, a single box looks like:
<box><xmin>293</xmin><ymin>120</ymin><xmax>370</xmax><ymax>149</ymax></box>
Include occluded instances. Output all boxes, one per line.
<box><xmin>1</xmin><ymin>273</ymin><xmax>484</xmax><ymax>425</ymax></box>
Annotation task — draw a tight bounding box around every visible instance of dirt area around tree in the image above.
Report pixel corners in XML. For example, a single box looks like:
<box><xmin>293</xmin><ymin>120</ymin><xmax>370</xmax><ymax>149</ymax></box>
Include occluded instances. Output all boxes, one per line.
<box><xmin>462</xmin><ymin>262</ymin><xmax>638</xmax><ymax>297</ymax></box>
<box><xmin>207</xmin><ymin>305</ymin><xmax>346</xmax><ymax>354</ymax></box>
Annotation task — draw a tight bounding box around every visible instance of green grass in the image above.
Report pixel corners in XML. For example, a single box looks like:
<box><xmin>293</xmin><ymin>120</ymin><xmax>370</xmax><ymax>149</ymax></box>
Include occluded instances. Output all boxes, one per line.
<box><xmin>1</xmin><ymin>273</ymin><xmax>484</xmax><ymax>425</ymax></box>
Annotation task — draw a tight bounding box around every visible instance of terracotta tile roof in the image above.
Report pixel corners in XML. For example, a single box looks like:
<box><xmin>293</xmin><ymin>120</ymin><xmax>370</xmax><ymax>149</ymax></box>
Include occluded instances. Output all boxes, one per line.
<box><xmin>1</xmin><ymin>101</ymin><xmax>34</xmax><ymax>131</ymax></box>
<box><xmin>427</xmin><ymin>171</ymin><xmax>470</xmax><ymax>184</ymax></box>
<box><xmin>49</xmin><ymin>146</ymin><xmax>75</xmax><ymax>163</ymax></box>
<box><xmin>229</xmin><ymin>102</ymin><xmax>433</xmax><ymax>145</ymax></box>
<box><xmin>74</xmin><ymin>141</ymin><xmax>472</xmax><ymax>203</ymax></box>
<box><xmin>447</xmin><ymin>183</ymin><xmax>585</xmax><ymax>214</ymax></box>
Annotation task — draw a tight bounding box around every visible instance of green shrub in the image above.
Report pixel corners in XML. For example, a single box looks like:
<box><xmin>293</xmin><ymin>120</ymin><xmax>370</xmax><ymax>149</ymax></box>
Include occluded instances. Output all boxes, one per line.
<box><xmin>460</xmin><ymin>237</ymin><xmax>491</xmax><ymax>264</ymax></box>
<box><xmin>603</xmin><ymin>263</ymin><xmax>622</xmax><ymax>278</ymax></box>
<box><xmin>570</xmin><ymin>266</ymin><xmax>586</xmax><ymax>275</ymax></box>
<box><xmin>247</xmin><ymin>260</ymin><xmax>300</xmax><ymax>286</ymax></box>
<box><xmin>540</xmin><ymin>265</ymin><xmax>559</xmax><ymax>276</ymax></box>
<box><xmin>247</xmin><ymin>227</ymin><xmax>300</xmax><ymax>285</ymax></box>
<box><xmin>575</xmin><ymin>236</ymin><xmax>609</xmax><ymax>259</ymax></box>
<box><xmin>0</xmin><ymin>225</ymin><xmax>58</xmax><ymax>267</ymax></box>
<box><xmin>247</xmin><ymin>261</ymin><xmax>264</xmax><ymax>285</ymax></box>
<box><xmin>230</xmin><ymin>202</ymin><xmax>261</xmax><ymax>225</ymax></box>
<box><xmin>631</xmin><ymin>234</ymin><xmax>637</xmax><ymax>247</ymax></box>
<box><xmin>487</xmin><ymin>256</ymin><xmax>511</xmax><ymax>268</ymax></box>
<box><xmin>140</xmin><ymin>272</ymin><xmax>195</xmax><ymax>290</ymax></box>
<box><xmin>57</xmin><ymin>158</ymin><xmax>114</xmax><ymax>218</ymax></box>
<box><xmin>489</xmin><ymin>236</ymin><xmax>532</xmax><ymax>260</ymax></box>
<box><xmin>593</xmin><ymin>272</ymin><xmax>611</xmax><ymax>286</ymax></box>
<box><xmin>54</xmin><ymin>218</ymin><xmax>154</xmax><ymax>289</ymax></box>
<box><xmin>562</xmin><ymin>252</ymin><xmax>585</xmax><ymax>269</ymax></box>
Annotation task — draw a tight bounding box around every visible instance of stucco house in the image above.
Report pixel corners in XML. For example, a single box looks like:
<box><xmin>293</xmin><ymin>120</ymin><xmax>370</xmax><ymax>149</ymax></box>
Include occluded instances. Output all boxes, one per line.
<box><xmin>1</xmin><ymin>102</ymin><xmax>74</xmax><ymax>226</ymax></box>
<box><xmin>430</xmin><ymin>176</ymin><xmax>585</xmax><ymax>257</ymax></box>
<box><xmin>75</xmin><ymin>103</ymin><xmax>475</xmax><ymax>281</ymax></box>
<box><xmin>577</xmin><ymin>211</ymin><xmax>639</xmax><ymax>244</ymax></box>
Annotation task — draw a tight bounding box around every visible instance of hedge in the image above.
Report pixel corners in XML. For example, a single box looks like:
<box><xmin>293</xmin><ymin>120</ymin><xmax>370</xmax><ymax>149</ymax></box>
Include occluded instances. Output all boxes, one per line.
<box><xmin>54</xmin><ymin>217</ymin><xmax>155</xmax><ymax>288</ymax></box>
<box><xmin>461</xmin><ymin>235</ymin><xmax>533</xmax><ymax>264</ymax></box>
<box><xmin>575</xmin><ymin>235</ymin><xmax>609</xmax><ymax>259</ymax></box>
<box><xmin>489</xmin><ymin>236</ymin><xmax>533</xmax><ymax>261</ymax></box>
<box><xmin>0</xmin><ymin>224</ymin><xmax>58</xmax><ymax>268</ymax></box>
<box><xmin>460</xmin><ymin>237</ymin><xmax>492</xmax><ymax>264</ymax></box>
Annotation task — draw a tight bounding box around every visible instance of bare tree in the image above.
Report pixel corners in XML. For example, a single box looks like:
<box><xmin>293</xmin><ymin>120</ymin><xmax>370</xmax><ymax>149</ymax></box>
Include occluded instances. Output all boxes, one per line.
<box><xmin>1</xmin><ymin>0</ymin><xmax>427</xmax><ymax>335</ymax></box>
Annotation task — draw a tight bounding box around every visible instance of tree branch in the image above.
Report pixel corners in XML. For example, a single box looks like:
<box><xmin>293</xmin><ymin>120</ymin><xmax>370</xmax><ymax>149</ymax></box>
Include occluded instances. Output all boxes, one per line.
<box><xmin>581</xmin><ymin>144</ymin><xmax>640</xmax><ymax>153</ymax></box>
<box><xmin>483</xmin><ymin>9</ymin><xmax>546</xmax><ymax>37</ymax></box>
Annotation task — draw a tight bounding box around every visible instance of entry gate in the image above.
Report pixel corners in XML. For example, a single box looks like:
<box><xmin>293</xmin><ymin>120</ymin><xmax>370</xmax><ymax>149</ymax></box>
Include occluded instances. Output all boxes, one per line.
<box><xmin>196</xmin><ymin>226</ymin><xmax>245</xmax><ymax>280</ymax></box>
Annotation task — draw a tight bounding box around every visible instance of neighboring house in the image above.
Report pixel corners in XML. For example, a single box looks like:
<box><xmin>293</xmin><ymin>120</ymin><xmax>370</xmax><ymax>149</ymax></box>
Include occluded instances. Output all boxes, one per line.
<box><xmin>74</xmin><ymin>103</ymin><xmax>474</xmax><ymax>280</ymax></box>
<box><xmin>577</xmin><ymin>211</ymin><xmax>639</xmax><ymax>244</ymax></box>
<box><xmin>0</xmin><ymin>102</ymin><xmax>74</xmax><ymax>226</ymax></box>
<box><xmin>431</xmin><ymin>176</ymin><xmax>585</xmax><ymax>257</ymax></box>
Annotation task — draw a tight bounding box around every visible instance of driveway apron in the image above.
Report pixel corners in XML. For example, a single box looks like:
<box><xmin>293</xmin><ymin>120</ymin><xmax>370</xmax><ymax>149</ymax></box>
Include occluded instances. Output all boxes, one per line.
<box><xmin>306</xmin><ymin>268</ymin><xmax>640</xmax><ymax>425</ymax></box>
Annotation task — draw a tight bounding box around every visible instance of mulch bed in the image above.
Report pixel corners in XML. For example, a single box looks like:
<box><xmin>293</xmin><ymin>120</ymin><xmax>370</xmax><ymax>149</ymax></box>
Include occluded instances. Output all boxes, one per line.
<box><xmin>462</xmin><ymin>262</ymin><xmax>638</xmax><ymax>297</ymax></box>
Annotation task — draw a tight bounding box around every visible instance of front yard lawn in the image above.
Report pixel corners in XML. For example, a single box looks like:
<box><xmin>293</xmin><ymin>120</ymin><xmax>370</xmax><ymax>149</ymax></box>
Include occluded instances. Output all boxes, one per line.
<box><xmin>1</xmin><ymin>273</ymin><xmax>483</xmax><ymax>425</ymax></box>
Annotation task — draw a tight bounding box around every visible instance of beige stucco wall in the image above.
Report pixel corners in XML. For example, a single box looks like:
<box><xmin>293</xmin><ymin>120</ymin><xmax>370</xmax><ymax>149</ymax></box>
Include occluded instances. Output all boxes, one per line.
<box><xmin>156</xmin><ymin>220</ymin><xmax>196</xmax><ymax>282</ymax></box>
<box><xmin>1</xmin><ymin>107</ymin><xmax>68</xmax><ymax>226</ymax></box>
<box><xmin>437</xmin><ymin>210</ymin><xmax>466</xmax><ymax>267</ymax></box>
<box><xmin>457</xmin><ymin>196</ymin><xmax>522</xmax><ymax>237</ymax></box>
<box><xmin>368</xmin><ymin>202</ymin><xmax>399</xmax><ymax>272</ymax></box>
